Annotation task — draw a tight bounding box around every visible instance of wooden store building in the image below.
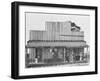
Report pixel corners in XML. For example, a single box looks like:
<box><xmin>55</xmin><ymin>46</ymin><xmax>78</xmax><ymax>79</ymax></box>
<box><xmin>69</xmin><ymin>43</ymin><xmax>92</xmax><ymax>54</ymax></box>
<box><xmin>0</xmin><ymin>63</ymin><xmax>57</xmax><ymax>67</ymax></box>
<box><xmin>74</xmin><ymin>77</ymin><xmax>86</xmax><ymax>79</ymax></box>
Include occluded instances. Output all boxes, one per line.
<box><xmin>25</xmin><ymin>21</ymin><xmax>89</xmax><ymax>67</ymax></box>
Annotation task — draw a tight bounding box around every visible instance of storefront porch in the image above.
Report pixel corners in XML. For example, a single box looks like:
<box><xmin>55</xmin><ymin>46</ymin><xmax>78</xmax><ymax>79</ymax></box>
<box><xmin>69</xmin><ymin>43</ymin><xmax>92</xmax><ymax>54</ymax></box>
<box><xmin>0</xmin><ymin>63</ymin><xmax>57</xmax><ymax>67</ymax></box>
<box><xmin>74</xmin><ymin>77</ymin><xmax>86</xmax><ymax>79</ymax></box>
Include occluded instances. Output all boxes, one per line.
<box><xmin>25</xmin><ymin>44</ymin><xmax>89</xmax><ymax>67</ymax></box>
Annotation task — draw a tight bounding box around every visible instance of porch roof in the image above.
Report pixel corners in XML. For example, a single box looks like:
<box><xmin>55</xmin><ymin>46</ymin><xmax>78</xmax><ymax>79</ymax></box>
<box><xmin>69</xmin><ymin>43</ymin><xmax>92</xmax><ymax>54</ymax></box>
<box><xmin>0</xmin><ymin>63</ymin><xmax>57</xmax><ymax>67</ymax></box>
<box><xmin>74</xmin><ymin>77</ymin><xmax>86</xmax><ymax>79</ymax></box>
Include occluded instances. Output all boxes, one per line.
<box><xmin>26</xmin><ymin>40</ymin><xmax>88</xmax><ymax>48</ymax></box>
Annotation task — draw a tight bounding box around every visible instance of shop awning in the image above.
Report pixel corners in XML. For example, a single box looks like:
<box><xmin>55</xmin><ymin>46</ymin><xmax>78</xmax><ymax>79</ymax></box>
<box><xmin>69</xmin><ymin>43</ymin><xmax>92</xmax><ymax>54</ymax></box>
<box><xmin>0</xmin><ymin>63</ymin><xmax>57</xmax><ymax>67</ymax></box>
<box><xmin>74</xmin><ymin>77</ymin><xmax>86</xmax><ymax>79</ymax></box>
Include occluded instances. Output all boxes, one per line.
<box><xmin>26</xmin><ymin>41</ymin><xmax>88</xmax><ymax>48</ymax></box>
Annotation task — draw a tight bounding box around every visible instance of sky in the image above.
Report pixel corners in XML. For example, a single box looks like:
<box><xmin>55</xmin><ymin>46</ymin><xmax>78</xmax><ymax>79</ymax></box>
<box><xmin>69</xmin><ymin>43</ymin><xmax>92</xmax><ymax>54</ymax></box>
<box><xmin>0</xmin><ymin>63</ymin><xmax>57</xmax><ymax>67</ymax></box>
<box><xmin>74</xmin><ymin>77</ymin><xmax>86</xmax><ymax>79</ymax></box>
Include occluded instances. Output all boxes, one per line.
<box><xmin>25</xmin><ymin>12</ymin><xmax>90</xmax><ymax>45</ymax></box>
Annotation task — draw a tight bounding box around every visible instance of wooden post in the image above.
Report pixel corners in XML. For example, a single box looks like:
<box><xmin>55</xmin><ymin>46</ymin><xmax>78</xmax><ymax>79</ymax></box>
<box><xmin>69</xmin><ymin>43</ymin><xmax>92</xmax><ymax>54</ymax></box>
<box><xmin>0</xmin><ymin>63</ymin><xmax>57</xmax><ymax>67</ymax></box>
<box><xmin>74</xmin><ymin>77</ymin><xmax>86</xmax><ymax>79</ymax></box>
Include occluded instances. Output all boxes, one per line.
<box><xmin>25</xmin><ymin>48</ymin><xmax>28</xmax><ymax>67</ymax></box>
<box><xmin>69</xmin><ymin>48</ymin><xmax>73</xmax><ymax>63</ymax></box>
<box><xmin>64</xmin><ymin>48</ymin><xmax>66</xmax><ymax>62</ymax></box>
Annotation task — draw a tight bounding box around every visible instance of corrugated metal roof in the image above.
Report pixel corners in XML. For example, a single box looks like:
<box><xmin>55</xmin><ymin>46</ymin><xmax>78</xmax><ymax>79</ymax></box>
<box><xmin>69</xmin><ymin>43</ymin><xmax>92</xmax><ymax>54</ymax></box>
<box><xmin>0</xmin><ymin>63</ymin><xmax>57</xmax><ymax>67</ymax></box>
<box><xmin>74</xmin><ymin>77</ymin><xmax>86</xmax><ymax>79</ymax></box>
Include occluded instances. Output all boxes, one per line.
<box><xmin>29</xmin><ymin>31</ymin><xmax>84</xmax><ymax>41</ymax></box>
<box><xmin>29</xmin><ymin>21</ymin><xmax>84</xmax><ymax>41</ymax></box>
<box><xmin>26</xmin><ymin>41</ymin><xmax>87</xmax><ymax>48</ymax></box>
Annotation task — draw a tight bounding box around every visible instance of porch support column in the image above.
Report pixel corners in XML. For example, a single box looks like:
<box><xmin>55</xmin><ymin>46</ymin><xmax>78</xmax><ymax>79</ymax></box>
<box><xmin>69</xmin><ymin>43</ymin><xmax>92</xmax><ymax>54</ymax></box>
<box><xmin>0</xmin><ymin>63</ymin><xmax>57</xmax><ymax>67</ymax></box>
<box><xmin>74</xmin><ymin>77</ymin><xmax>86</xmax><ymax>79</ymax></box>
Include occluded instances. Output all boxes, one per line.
<box><xmin>70</xmin><ymin>48</ymin><xmax>74</xmax><ymax>63</ymax></box>
<box><xmin>86</xmin><ymin>46</ymin><xmax>89</xmax><ymax>62</ymax></box>
<box><xmin>86</xmin><ymin>46</ymin><xmax>89</xmax><ymax>53</ymax></box>
<box><xmin>25</xmin><ymin>47</ymin><xmax>28</xmax><ymax>66</ymax></box>
<box><xmin>64</xmin><ymin>48</ymin><xmax>66</xmax><ymax>62</ymax></box>
<box><xmin>35</xmin><ymin>47</ymin><xmax>38</xmax><ymax>64</ymax></box>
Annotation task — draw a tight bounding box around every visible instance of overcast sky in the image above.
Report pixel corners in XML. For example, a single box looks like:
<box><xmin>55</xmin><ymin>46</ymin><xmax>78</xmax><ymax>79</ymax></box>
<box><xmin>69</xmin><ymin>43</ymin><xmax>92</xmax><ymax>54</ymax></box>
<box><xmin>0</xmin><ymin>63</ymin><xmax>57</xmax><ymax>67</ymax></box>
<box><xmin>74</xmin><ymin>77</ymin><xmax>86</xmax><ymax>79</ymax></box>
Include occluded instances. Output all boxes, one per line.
<box><xmin>25</xmin><ymin>12</ymin><xmax>90</xmax><ymax>45</ymax></box>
